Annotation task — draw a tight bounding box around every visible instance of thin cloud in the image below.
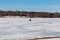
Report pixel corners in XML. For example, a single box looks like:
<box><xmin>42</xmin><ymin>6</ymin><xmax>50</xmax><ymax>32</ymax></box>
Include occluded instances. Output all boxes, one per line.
<box><xmin>17</xmin><ymin>5</ymin><xmax>60</xmax><ymax>12</ymax></box>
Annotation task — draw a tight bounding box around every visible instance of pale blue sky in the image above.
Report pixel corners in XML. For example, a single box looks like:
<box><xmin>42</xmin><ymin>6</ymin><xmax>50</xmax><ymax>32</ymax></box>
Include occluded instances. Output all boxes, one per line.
<box><xmin>0</xmin><ymin>0</ymin><xmax>60</xmax><ymax>12</ymax></box>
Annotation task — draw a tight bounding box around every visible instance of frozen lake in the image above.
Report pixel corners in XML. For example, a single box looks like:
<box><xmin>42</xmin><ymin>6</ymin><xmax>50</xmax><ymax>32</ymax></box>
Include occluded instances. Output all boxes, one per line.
<box><xmin>0</xmin><ymin>17</ymin><xmax>60</xmax><ymax>40</ymax></box>
<box><xmin>48</xmin><ymin>38</ymin><xmax>60</xmax><ymax>40</ymax></box>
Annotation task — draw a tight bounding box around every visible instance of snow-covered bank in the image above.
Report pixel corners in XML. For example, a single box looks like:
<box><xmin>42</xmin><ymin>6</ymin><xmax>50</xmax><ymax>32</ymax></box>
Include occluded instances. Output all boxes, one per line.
<box><xmin>0</xmin><ymin>18</ymin><xmax>60</xmax><ymax>40</ymax></box>
<box><xmin>0</xmin><ymin>16</ymin><xmax>29</xmax><ymax>18</ymax></box>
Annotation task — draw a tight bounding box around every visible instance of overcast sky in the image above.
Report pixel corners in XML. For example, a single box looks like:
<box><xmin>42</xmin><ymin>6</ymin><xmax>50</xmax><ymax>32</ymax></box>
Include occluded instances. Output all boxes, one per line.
<box><xmin>0</xmin><ymin>0</ymin><xmax>60</xmax><ymax>12</ymax></box>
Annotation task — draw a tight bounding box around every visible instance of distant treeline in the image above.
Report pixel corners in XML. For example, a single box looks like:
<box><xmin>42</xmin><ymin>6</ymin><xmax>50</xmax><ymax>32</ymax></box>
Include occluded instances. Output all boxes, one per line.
<box><xmin>0</xmin><ymin>10</ymin><xmax>60</xmax><ymax>18</ymax></box>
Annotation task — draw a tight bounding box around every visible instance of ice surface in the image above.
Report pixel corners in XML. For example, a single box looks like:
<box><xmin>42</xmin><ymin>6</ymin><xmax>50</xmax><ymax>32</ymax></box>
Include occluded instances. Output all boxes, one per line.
<box><xmin>0</xmin><ymin>17</ymin><xmax>60</xmax><ymax>40</ymax></box>
<box><xmin>48</xmin><ymin>38</ymin><xmax>60</xmax><ymax>40</ymax></box>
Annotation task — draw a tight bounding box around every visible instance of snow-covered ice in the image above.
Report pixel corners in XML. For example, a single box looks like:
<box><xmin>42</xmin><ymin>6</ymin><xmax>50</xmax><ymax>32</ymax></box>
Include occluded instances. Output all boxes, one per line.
<box><xmin>0</xmin><ymin>17</ymin><xmax>60</xmax><ymax>40</ymax></box>
<box><xmin>48</xmin><ymin>38</ymin><xmax>60</xmax><ymax>40</ymax></box>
